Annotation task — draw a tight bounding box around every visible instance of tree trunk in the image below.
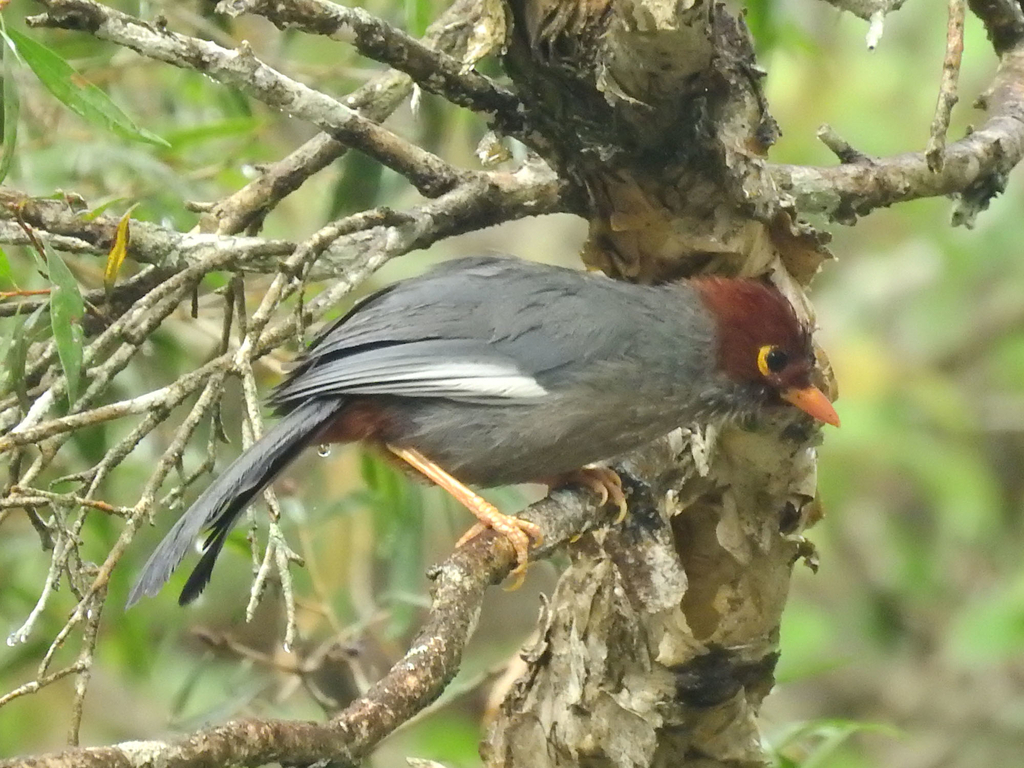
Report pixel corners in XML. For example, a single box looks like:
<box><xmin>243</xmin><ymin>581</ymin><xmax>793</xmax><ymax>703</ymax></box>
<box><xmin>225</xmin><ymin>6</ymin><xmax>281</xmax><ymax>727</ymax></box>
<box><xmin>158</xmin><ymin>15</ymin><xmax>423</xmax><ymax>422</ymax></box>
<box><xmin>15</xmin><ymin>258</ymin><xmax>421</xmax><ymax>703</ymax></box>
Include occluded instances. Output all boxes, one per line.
<box><xmin>484</xmin><ymin>2</ymin><xmax>832</xmax><ymax>765</ymax></box>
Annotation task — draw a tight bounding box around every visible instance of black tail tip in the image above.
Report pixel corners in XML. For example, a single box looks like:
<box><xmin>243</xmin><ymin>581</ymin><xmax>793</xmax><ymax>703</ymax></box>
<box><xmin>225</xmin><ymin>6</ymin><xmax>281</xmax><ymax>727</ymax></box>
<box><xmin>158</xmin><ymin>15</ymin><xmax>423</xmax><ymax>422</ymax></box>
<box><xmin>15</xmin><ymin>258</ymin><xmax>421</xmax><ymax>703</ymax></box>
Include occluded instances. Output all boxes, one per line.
<box><xmin>177</xmin><ymin>560</ymin><xmax>215</xmax><ymax>606</ymax></box>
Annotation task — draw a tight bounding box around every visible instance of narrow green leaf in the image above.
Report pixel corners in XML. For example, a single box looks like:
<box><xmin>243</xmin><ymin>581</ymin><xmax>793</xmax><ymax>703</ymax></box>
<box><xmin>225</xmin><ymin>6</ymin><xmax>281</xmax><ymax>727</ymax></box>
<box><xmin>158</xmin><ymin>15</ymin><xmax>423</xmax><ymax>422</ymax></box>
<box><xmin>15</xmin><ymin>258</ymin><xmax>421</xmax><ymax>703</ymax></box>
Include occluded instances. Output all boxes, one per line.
<box><xmin>82</xmin><ymin>196</ymin><xmax>128</xmax><ymax>222</ymax></box>
<box><xmin>2</xmin><ymin>303</ymin><xmax>48</xmax><ymax>405</ymax></box>
<box><xmin>0</xmin><ymin>313</ymin><xmax>20</xmax><ymax>399</ymax></box>
<box><xmin>24</xmin><ymin>236</ymin><xmax>48</xmax><ymax>275</ymax></box>
<box><xmin>6</xmin><ymin>29</ymin><xmax>169</xmax><ymax>147</ymax></box>
<box><xmin>405</xmin><ymin>0</ymin><xmax>432</xmax><ymax>38</ymax></box>
<box><xmin>359</xmin><ymin>449</ymin><xmax>426</xmax><ymax>637</ymax></box>
<box><xmin>161</xmin><ymin>116</ymin><xmax>261</xmax><ymax>149</ymax></box>
<box><xmin>170</xmin><ymin>658</ymin><xmax>212</xmax><ymax>719</ymax></box>
<box><xmin>799</xmin><ymin>723</ymin><xmax>876</xmax><ymax>768</ymax></box>
<box><xmin>329</xmin><ymin>151</ymin><xmax>383</xmax><ymax>219</ymax></box>
<box><xmin>0</xmin><ymin>246</ymin><xmax>12</xmax><ymax>286</ymax></box>
<box><xmin>45</xmin><ymin>247</ymin><xmax>85</xmax><ymax>406</ymax></box>
<box><xmin>386</xmin><ymin>481</ymin><xmax>424</xmax><ymax>638</ymax></box>
<box><xmin>0</xmin><ymin>22</ymin><xmax>20</xmax><ymax>184</ymax></box>
<box><xmin>769</xmin><ymin>718</ymin><xmax>900</xmax><ymax>768</ymax></box>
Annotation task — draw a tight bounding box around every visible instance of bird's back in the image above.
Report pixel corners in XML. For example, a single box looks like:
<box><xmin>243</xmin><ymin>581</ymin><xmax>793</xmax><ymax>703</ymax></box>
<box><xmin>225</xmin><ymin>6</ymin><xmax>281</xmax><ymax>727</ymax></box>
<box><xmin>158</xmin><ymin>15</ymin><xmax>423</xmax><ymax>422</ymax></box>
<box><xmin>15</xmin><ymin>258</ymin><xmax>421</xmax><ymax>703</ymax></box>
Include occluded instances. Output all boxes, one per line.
<box><xmin>273</xmin><ymin>256</ymin><xmax>720</xmax><ymax>485</ymax></box>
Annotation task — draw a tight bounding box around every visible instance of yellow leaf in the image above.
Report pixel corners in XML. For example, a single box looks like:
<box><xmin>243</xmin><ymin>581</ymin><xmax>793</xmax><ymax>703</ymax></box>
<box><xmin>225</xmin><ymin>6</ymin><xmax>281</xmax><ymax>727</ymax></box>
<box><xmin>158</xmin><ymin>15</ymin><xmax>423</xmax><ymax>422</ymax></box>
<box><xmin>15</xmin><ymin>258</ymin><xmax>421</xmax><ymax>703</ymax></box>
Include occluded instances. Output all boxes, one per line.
<box><xmin>104</xmin><ymin>205</ymin><xmax>137</xmax><ymax>296</ymax></box>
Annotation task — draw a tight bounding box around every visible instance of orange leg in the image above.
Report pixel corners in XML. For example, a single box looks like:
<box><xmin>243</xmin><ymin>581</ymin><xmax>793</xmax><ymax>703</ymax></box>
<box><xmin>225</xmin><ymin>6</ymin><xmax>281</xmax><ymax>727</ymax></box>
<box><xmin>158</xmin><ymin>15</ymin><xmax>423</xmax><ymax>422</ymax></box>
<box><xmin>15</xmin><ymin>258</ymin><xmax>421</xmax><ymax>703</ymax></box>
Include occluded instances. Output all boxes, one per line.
<box><xmin>386</xmin><ymin>446</ymin><xmax>543</xmax><ymax>578</ymax></box>
<box><xmin>551</xmin><ymin>466</ymin><xmax>628</xmax><ymax>524</ymax></box>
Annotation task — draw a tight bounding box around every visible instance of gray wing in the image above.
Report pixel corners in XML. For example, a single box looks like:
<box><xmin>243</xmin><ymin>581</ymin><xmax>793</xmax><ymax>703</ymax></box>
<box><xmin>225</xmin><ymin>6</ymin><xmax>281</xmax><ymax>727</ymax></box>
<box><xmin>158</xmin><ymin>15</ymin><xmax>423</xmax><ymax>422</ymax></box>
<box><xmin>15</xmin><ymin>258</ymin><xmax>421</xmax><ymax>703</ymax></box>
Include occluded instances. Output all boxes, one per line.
<box><xmin>271</xmin><ymin>338</ymin><xmax>548</xmax><ymax>407</ymax></box>
<box><xmin>271</xmin><ymin>255</ymin><xmax>710</xmax><ymax>409</ymax></box>
<box><xmin>296</xmin><ymin>256</ymin><xmax>559</xmax><ymax>362</ymax></box>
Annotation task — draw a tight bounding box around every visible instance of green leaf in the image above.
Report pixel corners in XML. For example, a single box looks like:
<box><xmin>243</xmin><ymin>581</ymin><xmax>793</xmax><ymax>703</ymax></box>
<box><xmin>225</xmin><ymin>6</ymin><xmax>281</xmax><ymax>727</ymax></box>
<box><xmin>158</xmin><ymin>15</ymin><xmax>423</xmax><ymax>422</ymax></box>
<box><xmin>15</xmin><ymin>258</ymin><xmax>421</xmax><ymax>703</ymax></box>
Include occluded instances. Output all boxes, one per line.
<box><xmin>2</xmin><ymin>303</ymin><xmax>49</xmax><ymax>405</ymax></box>
<box><xmin>6</xmin><ymin>29</ymin><xmax>169</xmax><ymax>148</ymax></box>
<box><xmin>0</xmin><ymin>22</ymin><xmax>20</xmax><ymax>184</ymax></box>
<box><xmin>0</xmin><ymin>246</ymin><xmax>12</xmax><ymax>286</ymax></box>
<box><xmin>161</xmin><ymin>116</ymin><xmax>261</xmax><ymax>149</ymax></box>
<box><xmin>947</xmin><ymin>571</ymin><xmax>1024</xmax><ymax>664</ymax></box>
<box><xmin>768</xmin><ymin>718</ymin><xmax>900</xmax><ymax>768</ymax></box>
<box><xmin>385</xmin><ymin>482</ymin><xmax>424</xmax><ymax>638</ymax></box>
<box><xmin>82</xmin><ymin>196</ymin><xmax>128</xmax><ymax>222</ymax></box>
<box><xmin>405</xmin><ymin>0</ymin><xmax>432</xmax><ymax>38</ymax></box>
<box><xmin>329</xmin><ymin>150</ymin><xmax>383</xmax><ymax>219</ymax></box>
<box><xmin>359</xmin><ymin>450</ymin><xmax>425</xmax><ymax>638</ymax></box>
<box><xmin>45</xmin><ymin>247</ymin><xmax>85</xmax><ymax>406</ymax></box>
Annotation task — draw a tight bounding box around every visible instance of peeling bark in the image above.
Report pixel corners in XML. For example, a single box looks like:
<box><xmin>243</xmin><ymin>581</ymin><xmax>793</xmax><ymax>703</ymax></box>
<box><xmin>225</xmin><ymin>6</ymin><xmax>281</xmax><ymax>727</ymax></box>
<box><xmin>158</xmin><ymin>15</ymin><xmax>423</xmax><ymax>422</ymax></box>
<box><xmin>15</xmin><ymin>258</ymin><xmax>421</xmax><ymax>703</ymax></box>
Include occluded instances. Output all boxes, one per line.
<box><xmin>505</xmin><ymin>0</ymin><xmax>825</xmax><ymax>286</ymax></box>
<box><xmin>485</xmin><ymin>420</ymin><xmax>821</xmax><ymax>767</ymax></box>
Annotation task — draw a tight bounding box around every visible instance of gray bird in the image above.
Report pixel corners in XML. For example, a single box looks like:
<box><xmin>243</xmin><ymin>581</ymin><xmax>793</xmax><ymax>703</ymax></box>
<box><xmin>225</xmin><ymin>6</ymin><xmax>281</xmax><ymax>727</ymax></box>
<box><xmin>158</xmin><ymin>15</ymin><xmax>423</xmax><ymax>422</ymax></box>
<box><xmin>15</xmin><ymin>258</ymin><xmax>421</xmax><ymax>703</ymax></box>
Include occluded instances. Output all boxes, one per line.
<box><xmin>127</xmin><ymin>255</ymin><xmax>838</xmax><ymax>607</ymax></box>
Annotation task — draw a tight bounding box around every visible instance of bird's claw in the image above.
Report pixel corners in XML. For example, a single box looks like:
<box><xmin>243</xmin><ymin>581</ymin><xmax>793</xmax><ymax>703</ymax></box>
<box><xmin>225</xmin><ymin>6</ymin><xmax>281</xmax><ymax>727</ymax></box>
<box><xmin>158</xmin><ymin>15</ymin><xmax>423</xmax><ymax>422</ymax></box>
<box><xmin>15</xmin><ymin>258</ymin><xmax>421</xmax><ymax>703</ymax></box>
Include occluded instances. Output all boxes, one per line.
<box><xmin>564</xmin><ymin>466</ymin><xmax>628</xmax><ymax>524</ymax></box>
<box><xmin>456</xmin><ymin>512</ymin><xmax>542</xmax><ymax>589</ymax></box>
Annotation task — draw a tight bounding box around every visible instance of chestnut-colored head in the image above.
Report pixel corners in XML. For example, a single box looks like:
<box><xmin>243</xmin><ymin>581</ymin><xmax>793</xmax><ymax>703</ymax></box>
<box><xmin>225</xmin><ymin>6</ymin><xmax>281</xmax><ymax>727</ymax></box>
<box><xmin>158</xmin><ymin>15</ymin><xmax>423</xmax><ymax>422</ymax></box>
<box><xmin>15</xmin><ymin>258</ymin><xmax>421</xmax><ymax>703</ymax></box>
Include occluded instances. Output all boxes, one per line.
<box><xmin>694</xmin><ymin>277</ymin><xmax>840</xmax><ymax>427</ymax></box>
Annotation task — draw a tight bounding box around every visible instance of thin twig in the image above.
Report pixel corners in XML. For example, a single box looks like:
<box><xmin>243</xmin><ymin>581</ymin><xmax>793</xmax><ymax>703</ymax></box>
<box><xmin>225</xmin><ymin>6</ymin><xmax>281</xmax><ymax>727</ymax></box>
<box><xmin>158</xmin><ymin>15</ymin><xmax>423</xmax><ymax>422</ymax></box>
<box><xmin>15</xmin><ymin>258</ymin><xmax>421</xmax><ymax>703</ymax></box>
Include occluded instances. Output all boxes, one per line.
<box><xmin>34</xmin><ymin>372</ymin><xmax>228</xmax><ymax>679</ymax></box>
<box><xmin>0</xmin><ymin>489</ymin><xmax>130</xmax><ymax>517</ymax></box>
<box><xmin>927</xmin><ymin>0</ymin><xmax>967</xmax><ymax>171</ymax></box>
<box><xmin>816</xmin><ymin>124</ymin><xmax>870</xmax><ymax>164</ymax></box>
<box><xmin>0</xmin><ymin>386</ymin><xmax>195</xmax><ymax>452</ymax></box>
<box><xmin>67</xmin><ymin>587</ymin><xmax>105</xmax><ymax>746</ymax></box>
<box><xmin>6</xmin><ymin>532</ymin><xmax>70</xmax><ymax>648</ymax></box>
<box><xmin>0</xmin><ymin>663</ymin><xmax>87</xmax><ymax>709</ymax></box>
<box><xmin>0</xmin><ymin>189</ymin><xmax>296</xmax><ymax>271</ymax></box>
<box><xmin>0</xmin><ymin>265</ymin><xmax>173</xmax><ymax>319</ymax></box>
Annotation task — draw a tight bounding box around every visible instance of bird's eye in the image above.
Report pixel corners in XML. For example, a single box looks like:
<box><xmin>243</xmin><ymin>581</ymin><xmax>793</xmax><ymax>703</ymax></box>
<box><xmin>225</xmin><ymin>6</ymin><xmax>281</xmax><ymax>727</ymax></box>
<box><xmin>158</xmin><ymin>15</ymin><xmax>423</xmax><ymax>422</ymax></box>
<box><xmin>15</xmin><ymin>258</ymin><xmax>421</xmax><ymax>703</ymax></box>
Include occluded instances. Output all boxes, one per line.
<box><xmin>757</xmin><ymin>345</ymin><xmax>789</xmax><ymax>376</ymax></box>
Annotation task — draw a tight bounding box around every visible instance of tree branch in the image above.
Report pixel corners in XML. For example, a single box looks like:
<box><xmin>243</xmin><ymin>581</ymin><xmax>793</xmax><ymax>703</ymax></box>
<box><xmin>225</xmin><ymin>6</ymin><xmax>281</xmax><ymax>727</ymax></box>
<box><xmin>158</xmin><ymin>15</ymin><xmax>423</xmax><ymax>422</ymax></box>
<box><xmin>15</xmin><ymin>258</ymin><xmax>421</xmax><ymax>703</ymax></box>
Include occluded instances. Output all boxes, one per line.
<box><xmin>969</xmin><ymin>0</ymin><xmax>1024</xmax><ymax>54</ymax></box>
<box><xmin>29</xmin><ymin>0</ymin><xmax>464</xmax><ymax>198</ymax></box>
<box><xmin>0</xmin><ymin>481</ymin><xmax>615</xmax><ymax>768</ymax></box>
<box><xmin>207</xmin><ymin>0</ymin><xmax>503</xmax><ymax>234</ymax></box>
<box><xmin>223</xmin><ymin>0</ymin><xmax>526</xmax><ymax>136</ymax></box>
<box><xmin>926</xmin><ymin>0</ymin><xmax>966</xmax><ymax>171</ymax></box>
<box><xmin>768</xmin><ymin>39</ymin><xmax>1024</xmax><ymax>224</ymax></box>
<box><xmin>0</xmin><ymin>188</ymin><xmax>295</xmax><ymax>271</ymax></box>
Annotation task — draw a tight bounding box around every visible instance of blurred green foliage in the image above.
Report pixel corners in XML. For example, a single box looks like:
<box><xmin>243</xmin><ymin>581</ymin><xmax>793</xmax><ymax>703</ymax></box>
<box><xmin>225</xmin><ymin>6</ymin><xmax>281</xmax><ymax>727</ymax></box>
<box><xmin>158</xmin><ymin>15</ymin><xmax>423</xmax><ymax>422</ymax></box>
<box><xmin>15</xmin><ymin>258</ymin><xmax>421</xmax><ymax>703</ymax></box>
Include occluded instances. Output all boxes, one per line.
<box><xmin>0</xmin><ymin>0</ymin><xmax>1022</xmax><ymax>766</ymax></box>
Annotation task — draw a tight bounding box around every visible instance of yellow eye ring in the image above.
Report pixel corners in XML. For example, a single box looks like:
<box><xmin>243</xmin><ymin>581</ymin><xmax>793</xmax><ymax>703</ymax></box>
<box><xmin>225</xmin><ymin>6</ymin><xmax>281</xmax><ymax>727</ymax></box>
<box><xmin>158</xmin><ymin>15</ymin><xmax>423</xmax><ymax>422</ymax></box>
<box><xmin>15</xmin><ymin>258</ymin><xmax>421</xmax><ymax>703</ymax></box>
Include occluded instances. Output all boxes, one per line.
<box><xmin>757</xmin><ymin>345</ymin><xmax>788</xmax><ymax>376</ymax></box>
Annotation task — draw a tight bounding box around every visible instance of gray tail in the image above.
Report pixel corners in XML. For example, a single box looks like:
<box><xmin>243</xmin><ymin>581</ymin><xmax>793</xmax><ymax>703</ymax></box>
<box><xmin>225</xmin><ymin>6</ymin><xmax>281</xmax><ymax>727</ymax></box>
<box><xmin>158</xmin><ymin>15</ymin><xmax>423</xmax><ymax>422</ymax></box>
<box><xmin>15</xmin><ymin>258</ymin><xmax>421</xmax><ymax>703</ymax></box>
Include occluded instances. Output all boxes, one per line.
<box><xmin>126</xmin><ymin>398</ymin><xmax>341</xmax><ymax>608</ymax></box>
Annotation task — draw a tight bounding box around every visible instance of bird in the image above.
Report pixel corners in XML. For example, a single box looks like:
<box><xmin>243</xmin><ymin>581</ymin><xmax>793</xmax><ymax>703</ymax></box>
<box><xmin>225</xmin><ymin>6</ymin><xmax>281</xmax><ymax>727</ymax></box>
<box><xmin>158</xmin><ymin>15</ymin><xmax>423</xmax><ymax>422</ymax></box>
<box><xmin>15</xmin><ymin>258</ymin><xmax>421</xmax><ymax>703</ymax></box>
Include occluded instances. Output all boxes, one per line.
<box><xmin>126</xmin><ymin>255</ymin><xmax>839</xmax><ymax>607</ymax></box>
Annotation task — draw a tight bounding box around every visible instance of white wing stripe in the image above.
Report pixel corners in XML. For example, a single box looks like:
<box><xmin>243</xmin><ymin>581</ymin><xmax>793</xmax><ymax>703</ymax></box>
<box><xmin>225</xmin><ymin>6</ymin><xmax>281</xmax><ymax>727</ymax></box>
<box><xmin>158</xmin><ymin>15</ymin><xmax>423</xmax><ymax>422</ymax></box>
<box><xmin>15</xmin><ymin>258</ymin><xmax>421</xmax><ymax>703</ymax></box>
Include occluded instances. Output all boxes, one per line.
<box><xmin>278</xmin><ymin>359</ymin><xmax>548</xmax><ymax>400</ymax></box>
<box><xmin>344</xmin><ymin>375</ymin><xmax>547</xmax><ymax>397</ymax></box>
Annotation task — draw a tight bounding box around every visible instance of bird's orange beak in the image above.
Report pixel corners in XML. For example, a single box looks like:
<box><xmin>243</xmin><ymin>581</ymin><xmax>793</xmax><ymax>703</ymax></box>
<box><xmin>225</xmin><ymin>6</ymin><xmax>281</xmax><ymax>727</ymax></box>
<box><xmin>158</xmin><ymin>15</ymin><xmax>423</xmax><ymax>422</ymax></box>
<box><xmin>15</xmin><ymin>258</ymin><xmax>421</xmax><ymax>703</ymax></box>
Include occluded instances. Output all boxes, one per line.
<box><xmin>781</xmin><ymin>385</ymin><xmax>841</xmax><ymax>427</ymax></box>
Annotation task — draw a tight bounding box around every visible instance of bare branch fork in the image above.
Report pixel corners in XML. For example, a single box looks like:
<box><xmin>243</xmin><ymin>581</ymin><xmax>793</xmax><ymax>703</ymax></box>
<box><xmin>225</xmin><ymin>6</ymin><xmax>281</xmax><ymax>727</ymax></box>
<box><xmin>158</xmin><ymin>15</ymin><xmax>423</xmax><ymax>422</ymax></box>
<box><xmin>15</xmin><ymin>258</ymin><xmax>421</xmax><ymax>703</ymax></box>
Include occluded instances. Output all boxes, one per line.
<box><xmin>219</xmin><ymin>0</ymin><xmax>527</xmax><ymax>136</ymax></box>
<box><xmin>208</xmin><ymin>0</ymin><xmax>505</xmax><ymax>234</ymax></box>
<box><xmin>770</xmin><ymin>1</ymin><xmax>1024</xmax><ymax>226</ymax></box>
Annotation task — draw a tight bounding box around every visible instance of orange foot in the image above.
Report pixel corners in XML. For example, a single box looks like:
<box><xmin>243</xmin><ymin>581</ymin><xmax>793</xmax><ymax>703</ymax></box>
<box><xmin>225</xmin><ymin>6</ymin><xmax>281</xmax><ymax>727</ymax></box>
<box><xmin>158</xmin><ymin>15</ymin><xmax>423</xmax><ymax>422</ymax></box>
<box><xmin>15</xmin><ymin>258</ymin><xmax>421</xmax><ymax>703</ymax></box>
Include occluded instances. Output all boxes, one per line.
<box><xmin>456</xmin><ymin>512</ymin><xmax>543</xmax><ymax>589</ymax></box>
<box><xmin>387</xmin><ymin>445</ymin><xmax>542</xmax><ymax>582</ymax></box>
<box><xmin>552</xmin><ymin>466</ymin><xmax>628</xmax><ymax>524</ymax></box>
